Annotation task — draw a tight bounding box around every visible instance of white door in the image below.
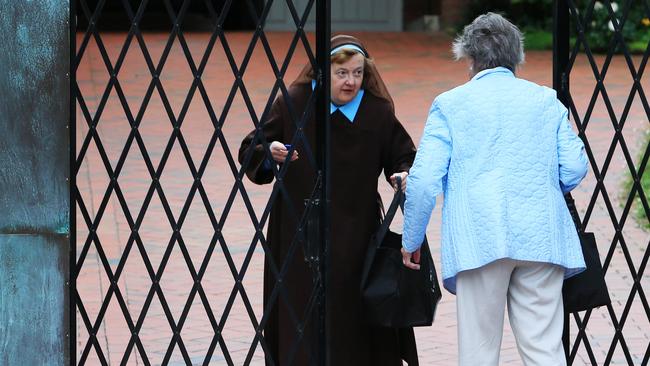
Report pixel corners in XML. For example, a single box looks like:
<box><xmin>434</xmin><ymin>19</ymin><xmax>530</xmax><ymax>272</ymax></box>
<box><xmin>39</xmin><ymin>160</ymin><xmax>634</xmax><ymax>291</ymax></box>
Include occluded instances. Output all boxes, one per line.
<box><xmin>265</xmin><ymin>0</ymin><xmax>403</xmax><ymax>31</ymax></box>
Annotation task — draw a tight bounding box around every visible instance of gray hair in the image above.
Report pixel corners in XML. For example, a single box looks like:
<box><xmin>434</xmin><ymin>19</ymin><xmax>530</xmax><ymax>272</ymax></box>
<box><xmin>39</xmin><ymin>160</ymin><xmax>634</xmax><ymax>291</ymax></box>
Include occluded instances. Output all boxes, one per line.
<box><xmin>452</xmin><ymin>12</ymin><xmax>525</xmax><ymax>73</ymax></box>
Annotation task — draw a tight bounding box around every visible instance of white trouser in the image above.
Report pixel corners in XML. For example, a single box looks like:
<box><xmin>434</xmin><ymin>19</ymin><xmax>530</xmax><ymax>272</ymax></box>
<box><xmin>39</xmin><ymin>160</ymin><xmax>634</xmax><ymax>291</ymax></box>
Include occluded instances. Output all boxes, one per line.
<box><xmin>456</xmin><ymin>259</ymin><xmax>566</xmax><ymax>366</ymax></box>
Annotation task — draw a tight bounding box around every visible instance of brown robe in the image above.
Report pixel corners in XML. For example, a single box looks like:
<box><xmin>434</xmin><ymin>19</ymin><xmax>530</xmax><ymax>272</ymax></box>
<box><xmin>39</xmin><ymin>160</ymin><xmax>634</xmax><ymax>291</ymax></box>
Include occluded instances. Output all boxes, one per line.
<box><xmin>238</xmin><ymin>83</ymin><xmax>417</xmax><ymax>366</ymax></box>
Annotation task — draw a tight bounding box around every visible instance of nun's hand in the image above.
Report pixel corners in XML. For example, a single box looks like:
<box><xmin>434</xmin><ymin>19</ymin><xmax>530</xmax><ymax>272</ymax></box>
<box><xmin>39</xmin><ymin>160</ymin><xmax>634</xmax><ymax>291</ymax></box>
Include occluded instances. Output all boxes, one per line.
<box><xmin>390</xmin><ymin>172</ymin><xmax>408</xmax><ymax>192</ymax></box>
<box><xmin>269</xmin><ymin>141</ymin><xmax>298</xmax><ymax>163</ymax></box>
<box><xmin>401</xmin><ymin>247</ymin><xmax>421</xmax><ymax>270</ymax></box>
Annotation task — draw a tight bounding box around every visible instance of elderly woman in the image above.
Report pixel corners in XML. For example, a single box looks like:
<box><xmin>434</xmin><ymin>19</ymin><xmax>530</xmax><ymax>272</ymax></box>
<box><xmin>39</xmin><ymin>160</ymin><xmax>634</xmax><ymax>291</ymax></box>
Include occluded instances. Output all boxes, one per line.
<box><xmin>239</xmin><ymin>35</ymin><xmax>417</xmax><ymax>365</ymax></box>
<box><xmin>401</xmin><ymin>13</ymin><xmax>588</xmax><ymax>366</ymax></box>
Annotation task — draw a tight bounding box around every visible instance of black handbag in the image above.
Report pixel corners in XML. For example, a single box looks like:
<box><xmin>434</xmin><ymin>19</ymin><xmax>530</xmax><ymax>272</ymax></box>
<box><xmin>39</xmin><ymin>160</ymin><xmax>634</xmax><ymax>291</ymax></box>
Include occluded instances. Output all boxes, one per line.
<box><xmin>361</xmin><ymin>177</ymin><xmax>442</xmax><ymax>328</ymax></box>
<box><xmin>562</xmin><ymin>193</ymin><xmax>611</xmax><ymax>313</ymax></box>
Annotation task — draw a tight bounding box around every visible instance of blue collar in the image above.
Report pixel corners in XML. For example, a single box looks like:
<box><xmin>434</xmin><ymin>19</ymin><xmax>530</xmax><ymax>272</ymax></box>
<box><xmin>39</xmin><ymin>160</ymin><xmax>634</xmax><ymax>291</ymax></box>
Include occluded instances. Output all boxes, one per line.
<box><xmin>331</xmin><ymin>89</ymin><xmax>364</xmax><ymax>122</ymax></box>
<box><xmin>471</xmin><ymin>66</ymin><xmax>515</xmax><ymax>81</ymax></box>
<box><xmin>311</xmin><ymin>80</ymin><xmax>364</xmax><ymax>123</ymax></box>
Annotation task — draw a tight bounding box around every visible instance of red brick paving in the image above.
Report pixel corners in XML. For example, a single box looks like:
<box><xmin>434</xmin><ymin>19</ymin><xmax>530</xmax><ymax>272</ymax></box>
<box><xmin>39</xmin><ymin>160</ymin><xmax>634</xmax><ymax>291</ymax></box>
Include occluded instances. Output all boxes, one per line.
<box><xmin>76</xmin><ymin>31</ymin><xmax>649</xmax><ymax>365</ymax></box>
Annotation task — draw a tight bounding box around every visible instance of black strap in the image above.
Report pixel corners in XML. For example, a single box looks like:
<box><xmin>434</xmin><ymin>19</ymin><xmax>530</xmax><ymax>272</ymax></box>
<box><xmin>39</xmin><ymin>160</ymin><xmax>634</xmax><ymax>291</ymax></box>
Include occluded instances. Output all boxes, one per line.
<box><xmin>377</xmin><ymin>192</ymin><xmax>386</xmax><ymax>225</ymax></box>
<box><xmin>564</xmin><ymin>192</ymin><xmax>583</xmax><ymax>233</ymax></box>
<box><xmin>375</xmin><ymin>176</ymin><xmax>404</xmax><ymax>248</ymax></box>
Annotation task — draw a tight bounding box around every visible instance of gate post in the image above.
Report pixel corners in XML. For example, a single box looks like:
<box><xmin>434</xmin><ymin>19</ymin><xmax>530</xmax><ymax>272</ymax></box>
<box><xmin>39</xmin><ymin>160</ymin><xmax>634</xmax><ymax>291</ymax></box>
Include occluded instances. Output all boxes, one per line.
<box><xmin>553</xmin><ymin>0</ymin><xmax>571</xmax><ymax>362</ymax></box>
<box><xmin>553</xmin><ymin>0</ymin><xmax>570</xmax><ymax>101</ymax></box>
<box><xmin>315</xmin><ymin>0</ymin><xmax>331</xmax><ymax>365</ymax></box>
<box><xmin>0</xmin><ymin>1</ymin><xmax>71</xmax><ymax>365</ymax></box>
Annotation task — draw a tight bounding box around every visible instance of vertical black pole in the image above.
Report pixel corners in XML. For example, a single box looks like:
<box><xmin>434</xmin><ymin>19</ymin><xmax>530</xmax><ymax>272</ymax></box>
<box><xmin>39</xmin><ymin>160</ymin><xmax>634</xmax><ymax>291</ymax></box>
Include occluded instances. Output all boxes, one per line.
<box><xmin>315</xmin><ymin>0</ymin><xmax>330</xmax><ymax>365</ymax></box>
<box><xmin>553</xmin><ymin>0</ymin><xmax>571</xmax><ymax>363</ymax></box>
<box><xmin>70</xmin><ymin>0</ymin><xmax>77</xmax><ymax>364</ymax></box>
<box><xmin>553</xmin><ymin>0</ymin><xmax>570</xmax><ymax>102</ymax></box>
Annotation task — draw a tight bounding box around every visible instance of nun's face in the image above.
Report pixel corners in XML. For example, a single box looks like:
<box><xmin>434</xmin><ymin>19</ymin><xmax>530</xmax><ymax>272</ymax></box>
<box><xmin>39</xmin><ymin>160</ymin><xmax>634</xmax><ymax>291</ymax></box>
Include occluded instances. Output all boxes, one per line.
<box><xmin>331</xmin><ymin>53</ymin><xmax>364</xmax><ymax>105</ymax></box>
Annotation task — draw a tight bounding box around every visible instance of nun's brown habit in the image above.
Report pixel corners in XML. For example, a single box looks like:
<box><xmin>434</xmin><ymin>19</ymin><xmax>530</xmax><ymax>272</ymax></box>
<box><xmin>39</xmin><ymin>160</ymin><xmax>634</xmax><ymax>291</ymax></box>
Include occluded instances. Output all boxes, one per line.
<box><xmin>238</xmin><ymin>35</ymin><xmax>418</xmax><ymax>365</ymax></box>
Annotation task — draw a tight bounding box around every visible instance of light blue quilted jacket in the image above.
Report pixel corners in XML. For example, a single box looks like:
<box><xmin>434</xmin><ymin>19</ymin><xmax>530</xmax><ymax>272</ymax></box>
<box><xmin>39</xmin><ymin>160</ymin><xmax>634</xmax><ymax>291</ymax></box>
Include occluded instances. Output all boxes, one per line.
<box><xmin>403</xmin><ymin>67</ymin><xmax>588</xmax><ymax>294</ymax></box>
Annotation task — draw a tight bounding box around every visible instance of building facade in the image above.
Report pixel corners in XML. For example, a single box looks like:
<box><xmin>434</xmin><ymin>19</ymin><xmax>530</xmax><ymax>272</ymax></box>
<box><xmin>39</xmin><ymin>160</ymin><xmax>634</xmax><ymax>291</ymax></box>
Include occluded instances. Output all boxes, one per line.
<box><xmin>265</xmin><ymin>0</ymin><xmax>470</xmax><ymax>32</ymax></box>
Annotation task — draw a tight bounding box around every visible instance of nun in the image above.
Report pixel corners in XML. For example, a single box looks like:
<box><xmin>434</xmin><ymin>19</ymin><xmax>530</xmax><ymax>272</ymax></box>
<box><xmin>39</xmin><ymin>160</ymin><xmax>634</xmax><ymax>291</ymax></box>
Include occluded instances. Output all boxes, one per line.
<box><xmin>239</xmin><ymin>35</ymin><xmax>418</xmax><ymax>365</ymax></box>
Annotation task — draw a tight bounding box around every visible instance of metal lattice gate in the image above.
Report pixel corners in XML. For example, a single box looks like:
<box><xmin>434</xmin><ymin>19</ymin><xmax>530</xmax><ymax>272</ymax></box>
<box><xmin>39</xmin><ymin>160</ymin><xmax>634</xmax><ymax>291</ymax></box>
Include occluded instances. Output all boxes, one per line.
<box><xmin>70</xmin><ymin>0</ymin><xmax>650</xmax><ymax>364</ymax></box>
<box><xmin>555</xmin><ymin>0</ymin><xmax>650</xmax><ymax>364</ymax></box>
<box><xmin>71</xmin><ymin>0</ymin><xmax>330</xmax><ymax>364</ymax></box>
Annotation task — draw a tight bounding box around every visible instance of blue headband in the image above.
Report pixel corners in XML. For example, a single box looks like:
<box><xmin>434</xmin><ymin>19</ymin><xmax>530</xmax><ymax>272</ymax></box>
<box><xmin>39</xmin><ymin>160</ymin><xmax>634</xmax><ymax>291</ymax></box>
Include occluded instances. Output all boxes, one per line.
<box><xmin>330</xmin><ymin>44</ymin><xmax>367</xmax><ymax>57</ymax></box>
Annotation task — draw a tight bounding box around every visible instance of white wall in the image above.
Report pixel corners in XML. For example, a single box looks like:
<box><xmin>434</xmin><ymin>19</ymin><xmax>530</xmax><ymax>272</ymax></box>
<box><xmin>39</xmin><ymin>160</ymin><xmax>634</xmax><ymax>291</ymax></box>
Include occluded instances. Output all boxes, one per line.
<box><xmin>264</xmin><ymin>0</ymin><xmax>403</xmax><ymax>31</ymax></box>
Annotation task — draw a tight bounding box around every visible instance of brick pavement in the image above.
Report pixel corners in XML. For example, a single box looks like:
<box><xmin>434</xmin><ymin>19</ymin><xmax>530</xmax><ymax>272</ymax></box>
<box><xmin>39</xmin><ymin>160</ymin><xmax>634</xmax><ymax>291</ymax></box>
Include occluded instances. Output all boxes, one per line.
<box><xmin>75</xmin><ymin>31</ymin><xmax>649</xmax><ymax>365</ymax></box>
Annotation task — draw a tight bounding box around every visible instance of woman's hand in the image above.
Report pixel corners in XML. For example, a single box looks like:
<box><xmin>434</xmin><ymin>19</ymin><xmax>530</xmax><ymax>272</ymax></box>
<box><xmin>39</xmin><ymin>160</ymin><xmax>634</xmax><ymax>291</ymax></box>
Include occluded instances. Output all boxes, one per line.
<box><xmin>401</xmin><ymin>247</ymin><xmax>421</xmax><ymax>270</ymax></box>
<box><xmin>269</xmin><ymin>141</ymin><xmax>299</xmax><ymax>163</ymax></box>
<box><xmin>390</xmin><ymin>171</ymin><xmax>408</xmax><ymax>192</ymax></box>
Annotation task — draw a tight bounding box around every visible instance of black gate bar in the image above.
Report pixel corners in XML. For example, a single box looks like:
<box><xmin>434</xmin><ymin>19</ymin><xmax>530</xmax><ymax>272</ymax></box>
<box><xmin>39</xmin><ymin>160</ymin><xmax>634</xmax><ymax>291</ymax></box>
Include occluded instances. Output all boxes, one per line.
<box><xmin>552</xmin><ymin>0</ymin><xmax>572</xmax><ymax>359</ymax></box>
<box><xmin>71</xmin><ymin>0</ymin><xmax>331</xmax><ymax>364</ymax></box>
<box><xmin>315</xmin><ymin>1</ymin><xmax>330</xmax><ymax>365</ymax></box>
<box><xmin>554</xmin><ymin>0</ymin><xmax>650</xmax><ymax>364</ymax></box>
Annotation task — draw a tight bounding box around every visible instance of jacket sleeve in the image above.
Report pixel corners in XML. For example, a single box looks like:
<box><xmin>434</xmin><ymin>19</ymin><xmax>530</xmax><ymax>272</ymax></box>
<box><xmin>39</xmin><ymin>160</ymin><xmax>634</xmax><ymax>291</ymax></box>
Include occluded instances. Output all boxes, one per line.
<box><xmin>556</xmin><ymin>99</ymin><xmax>588</xmax><ymax>193</ymax></box>
<box><xmin>402</xmin><ymin>100</ymin><xmax>451</xmax><ymax>253</ymax></box>
<box><xmin>238</xmin><ymin>95</ymin><xmax>286</xmax><ymax>185</ymax></box>
<box><xmin>382</xmin><ymin>112</ymin><xmax>417</xmax><ymax>181</ymax></box>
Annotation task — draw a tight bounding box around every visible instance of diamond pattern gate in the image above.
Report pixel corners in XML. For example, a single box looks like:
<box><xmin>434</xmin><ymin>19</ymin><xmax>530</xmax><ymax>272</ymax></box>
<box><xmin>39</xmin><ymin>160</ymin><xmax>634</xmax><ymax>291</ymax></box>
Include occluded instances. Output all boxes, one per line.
<box><xmin>555</xmin><ymin>0</ymin><xmax>650</xmax><ymax>365</ymax></box>
<box><xmin>70</xmin><ymin>0</ymin><xmax>330</xmax><ymax>364</ymax></box>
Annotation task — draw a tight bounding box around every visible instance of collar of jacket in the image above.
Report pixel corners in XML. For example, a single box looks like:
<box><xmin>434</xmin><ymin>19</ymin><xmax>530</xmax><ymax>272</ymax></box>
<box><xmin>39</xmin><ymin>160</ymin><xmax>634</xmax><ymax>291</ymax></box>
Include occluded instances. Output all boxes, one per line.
<box><xmin>311</xmin><ymin>79</ymin><xmax>364</xmax><ymax>122</ymax></box>
<box><xmin>472</xmin><ymin>66</ymin><xmax>515</xmax><ymax>81</ymax></box>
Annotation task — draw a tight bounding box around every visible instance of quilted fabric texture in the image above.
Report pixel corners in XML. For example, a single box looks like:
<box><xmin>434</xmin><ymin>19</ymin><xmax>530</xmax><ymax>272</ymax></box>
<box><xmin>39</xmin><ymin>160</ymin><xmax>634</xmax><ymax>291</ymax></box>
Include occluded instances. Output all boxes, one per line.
<box><xmin>403</xmin><ymin>67</ymin><xmax>588</xmax><ymax>294</ymax></box>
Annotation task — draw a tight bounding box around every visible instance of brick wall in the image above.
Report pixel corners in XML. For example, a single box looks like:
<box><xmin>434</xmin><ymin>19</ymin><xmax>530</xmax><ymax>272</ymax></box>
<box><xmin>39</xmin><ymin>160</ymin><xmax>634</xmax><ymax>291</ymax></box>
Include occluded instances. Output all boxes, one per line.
<box><xmin>404</xmin><ymin>0</ymin><xmax>428</xmax><ymax>25</ymax></box>
<box><xmin>403</xmin><ymin>0</ymin><xmax>470</xmax><ymax>30</ymax></box>
<box><xmin>440</xmin><ymin>0</ymin><xmax>470</xmax><ymax>29</ymax></box>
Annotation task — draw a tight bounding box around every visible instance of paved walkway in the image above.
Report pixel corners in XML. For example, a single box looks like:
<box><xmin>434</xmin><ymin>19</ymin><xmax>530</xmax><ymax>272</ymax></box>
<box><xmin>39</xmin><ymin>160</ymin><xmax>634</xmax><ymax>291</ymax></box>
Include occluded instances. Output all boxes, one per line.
<box><xmin>75</xmin><ymin>31</ymin><xmax>649</xmax><ymax>365</ymax></box>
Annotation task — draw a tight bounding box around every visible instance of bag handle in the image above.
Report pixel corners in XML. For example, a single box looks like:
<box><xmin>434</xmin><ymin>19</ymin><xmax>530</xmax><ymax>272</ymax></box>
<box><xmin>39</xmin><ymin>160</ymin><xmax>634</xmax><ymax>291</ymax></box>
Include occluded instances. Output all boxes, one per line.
<box><xmin>377</xmin><ymin>192</ymin><xmax>386</xmax><ymax>226</ymax></box>
<box><xmin>564</xmin><ymin>192</ymin><xmax>583</xmax><ymax>234</ymax></box>
<box><xmin>375</xmin><ymin>176</ymin><xmax>404</xmax><ymax>248</ymax></box>
<box><xmin>361</xmin><ymin>177</ymin><xmax>404</xmax><ymax>289</ymax></box>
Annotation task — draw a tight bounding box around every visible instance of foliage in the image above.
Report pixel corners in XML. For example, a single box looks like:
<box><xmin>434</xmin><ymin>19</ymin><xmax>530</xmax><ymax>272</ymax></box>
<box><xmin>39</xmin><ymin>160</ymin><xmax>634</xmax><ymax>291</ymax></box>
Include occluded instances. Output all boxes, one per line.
<box><xmin>579</xmin><ymin>1</ymin><xmax>650</xmax><ymax>53</ymax></box>
<box><xmin>461</xmin><ymin>0</ymin><xmax>554</xmax><ymax>31</ymax></box>
<box><xmin>523</xmin><ymin>29</ymin><xmax>554</xmax><ymax>49</ymax></box>
<box><xmin>457</xmin><ymin>0</ymin><xmax>650</xmax><ymax>53</ymax></box>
